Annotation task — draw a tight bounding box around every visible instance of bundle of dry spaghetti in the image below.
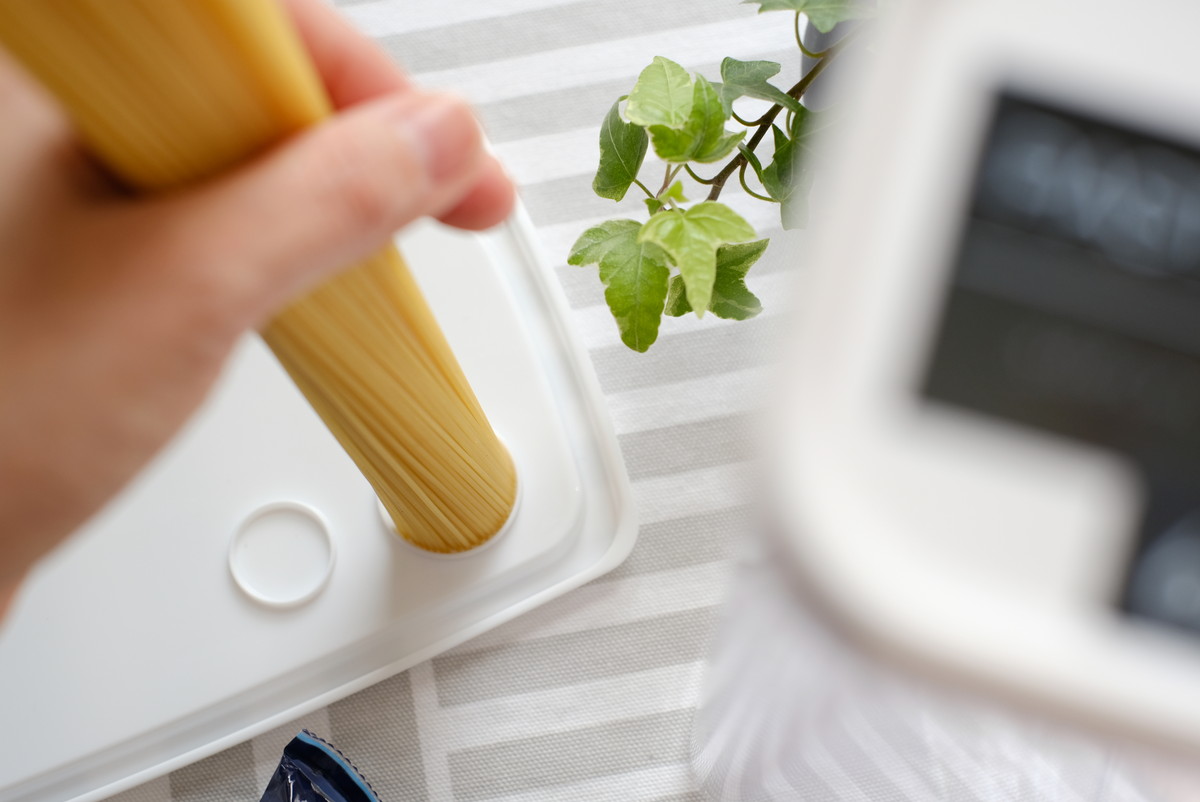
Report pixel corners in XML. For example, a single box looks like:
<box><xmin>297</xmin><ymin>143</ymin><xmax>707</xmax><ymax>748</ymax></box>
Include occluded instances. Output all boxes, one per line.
<box><xmin>0</xmin><ymin>0</ymin><xmax>517</xmax><ymax>553</ymax></box>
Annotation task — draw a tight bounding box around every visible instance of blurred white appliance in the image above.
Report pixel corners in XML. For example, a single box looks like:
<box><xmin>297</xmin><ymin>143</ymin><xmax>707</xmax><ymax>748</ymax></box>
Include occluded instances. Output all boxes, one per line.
<box><xmin>692</xmin><ymin>0</ymin><xmax>1200</xmax><ymax>798</ymax></box>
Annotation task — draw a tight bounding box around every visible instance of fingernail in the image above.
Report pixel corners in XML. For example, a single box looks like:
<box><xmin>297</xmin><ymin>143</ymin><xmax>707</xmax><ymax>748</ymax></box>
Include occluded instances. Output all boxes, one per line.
<box><xmin>396</xmin><ymin>94</ymin><xmax>477</xmax><ymax>183</ymax></box>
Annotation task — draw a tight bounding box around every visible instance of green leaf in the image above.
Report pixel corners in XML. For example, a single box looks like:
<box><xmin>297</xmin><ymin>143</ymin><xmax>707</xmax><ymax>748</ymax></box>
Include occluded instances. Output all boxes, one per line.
<box><xmin>663</xmin><ymin>180</ymin><xmax>688</xmax><ymax>204</ymax></box>
<box><xmin>664</xmin><ymin>276</ymin><xmax>691</xmax><ymax>317</ymax></box>
<box><xmin>708</xmin><ymin>239</ymin><xmax>768</xmax><ymax>319</ymax></box>
<box><xmin>568</xmin><ymin>219</ymin><xmax>637</xmax><ymax>266</ymax></box>
<box><xmin>592</xmin><ymin>100</ymin><xmax>648</xmax><ymax>201</ymax></box>
<box><xmin>649</xmin><ymin>76</ymin><xmax>745</xmax><ymax>164</ymax></box>
<box><xmin>637</xmin><ymin>202</ymin><xmax>756</xmax><ymax>315</ymax></box>
<box><xmin>761</xmin><ymin>125</ymin><xmax>803</xmax><ymax>227</ymax></box>
<box><xmin>644</xmin><ymin>181</ymin><xmax>686</xmax><ymax>217</ymax></box>
<box><xmin>718</xmin><ymin>58</ymin><xmax>803</xmax><ymax>115</ymax></box>
<box><xmin>741</xmin><ymin>0</ymin><xmax>872</xmax><ymax>33</ymax></box>
<box><xmin>762</xmin><ymin>110</ymin><xmax>822</xmax><ymax>229</ymax></box>
<box><xmin>708</xmin><ymin>82</ymin><xmax>735</xmax><ymax>117</ymax></box>
<box><xmin>568</xmin><ymin>220</ymin><xmax>670</xmax><ymax>352</ymax></box>
<box><xmin>625</xmin><ymin>57</ymin><xmax>694</xmax><ymax>128</ymax></box>
<box><xmin>665</xmin><ymin>239</ymin><xmax>767</xmax><ymax>320</ymax></box>
<box><xmin>738</xmin><ymin>142</ymin><xmax>768</xmax><ymax>186</ymax></box>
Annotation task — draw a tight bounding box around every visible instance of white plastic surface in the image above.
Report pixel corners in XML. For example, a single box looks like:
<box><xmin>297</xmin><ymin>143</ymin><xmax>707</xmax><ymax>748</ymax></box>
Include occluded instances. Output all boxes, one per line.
<box><xmin>0</xmin><ymin>209</ymin><xmax>636</xmax><ymax>802</ymax></box>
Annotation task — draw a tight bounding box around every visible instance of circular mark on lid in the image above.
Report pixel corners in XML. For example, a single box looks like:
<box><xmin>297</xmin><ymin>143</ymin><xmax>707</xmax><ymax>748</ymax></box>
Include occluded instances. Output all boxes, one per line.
<box><xmin>229</xmin><ymin>502</ymin><xmax>335</xmax><ymax>608</ymax></box>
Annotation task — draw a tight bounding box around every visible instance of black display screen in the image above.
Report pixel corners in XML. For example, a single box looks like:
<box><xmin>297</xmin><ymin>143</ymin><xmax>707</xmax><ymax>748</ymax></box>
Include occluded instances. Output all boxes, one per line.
<box><xmin>922</xmin><ymin>94</ymin><xmax>1200</xmax><ymax>630</ymax></box>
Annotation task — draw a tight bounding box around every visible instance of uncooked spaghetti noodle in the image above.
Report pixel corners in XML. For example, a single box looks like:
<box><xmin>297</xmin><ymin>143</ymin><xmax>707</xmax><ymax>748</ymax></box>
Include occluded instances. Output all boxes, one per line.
<box><xmin>0</xmin><ymin>0</ymin><xmax>517</xmax><ymax>553</ymax></box>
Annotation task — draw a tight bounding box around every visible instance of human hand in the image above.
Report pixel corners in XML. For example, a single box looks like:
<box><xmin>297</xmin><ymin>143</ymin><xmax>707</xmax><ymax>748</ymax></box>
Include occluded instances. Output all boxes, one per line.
<box><xmin>0</xmin><ymin>0</ymin><xmax>515</xmax><ymax>614</ymax></box>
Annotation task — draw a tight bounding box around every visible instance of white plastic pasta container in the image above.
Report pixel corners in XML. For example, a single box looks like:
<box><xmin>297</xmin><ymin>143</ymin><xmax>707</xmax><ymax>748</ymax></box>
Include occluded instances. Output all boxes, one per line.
<box><xmin>0</xmin><ymin>209</ymin><xmax>637</xmax><ymax>802</ymax></box>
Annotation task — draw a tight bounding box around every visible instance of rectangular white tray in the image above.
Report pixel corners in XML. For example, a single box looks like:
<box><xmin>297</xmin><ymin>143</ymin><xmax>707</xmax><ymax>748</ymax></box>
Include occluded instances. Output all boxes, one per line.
<box><xmin>0</xmin><ymin>208</ymin><xmax>636</xmax><ymax>802</ymax></box>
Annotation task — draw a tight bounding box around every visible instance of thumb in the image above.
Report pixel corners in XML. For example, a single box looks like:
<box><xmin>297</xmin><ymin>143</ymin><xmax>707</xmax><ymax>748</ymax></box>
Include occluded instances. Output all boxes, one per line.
<box><xmin>134</xmin><ymin>90</ymin><xmax>490</xmax><ymax>324</ymax></box>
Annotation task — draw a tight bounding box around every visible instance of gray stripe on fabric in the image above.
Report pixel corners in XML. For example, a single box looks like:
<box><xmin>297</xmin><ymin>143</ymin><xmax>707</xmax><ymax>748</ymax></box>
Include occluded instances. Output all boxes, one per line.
<box><xmin>482</xmin><ymin>142</ymin><xmax>809</xmax><ymax>320</ymax></box>
<box><xmin>375</xmin><ymin>0</ymin><xmax>752</xmax><ymax>75</ymax></box>
<box><xmin>867</xmin><ymin>709</ymin><xmax>989</xmax><ymax>802</ymax></box>
<box><xmin>449</xmin><ymin>710</ymin><xmax>694</xmax><ymax>801</ymax></box>
<box><xmin>521</xmin><ymin>172</ymin><xmax>646</xmax><ymax>227</ymax></box>
<box><xmin>589</xmin><ymin>314</ymin><xmax>785</xmax><ymax>394</ymax></box>
<box><xmin>782</xmin><ymin>756</ymin><xmax>845</xmax><ymax>801</ymax></box>
<box><xmin>824</xmin><ymin>722</ymin><xmax>918</xmax><ymax>802</ymax></box>
<box><xmin>104</xmin><ymin>778</ymin><xmax>171</xmax><ymax>802</ymax></box>
<box><xmin>652</xmin><ymin>794</ymin><xmax>707</xmax><ymax>802</ymax></box>
<box><xmin>327</xmin><ymin>672</ymin><xmax>429</xmax><ymax>801</ymax></box>
<box><xmin>556</xmin><ymin>262</ymin><xmax>608</xmax><ymax>311</ymax></box>
<box><xmin>168</xmin><ymin>742</ymin><xmax>257</xmax><ymax>802</ymax></box>
<box><xmin>474</xmin><ymin>49</ymin><xmax>797</xmax><ymax>143</ymax></box>
<box><xmin>595</xmin><ymin>505</ymin><xmax>749</xmax><ymax>583</ymax></box>
<box><xmin>519</xmin><ymin>157</ymin><xmax>805</xmax><ymax>228</ymax></box>
<box><xmin>620</xmin><ymin>412</ymin><xmax>755</xmax><ymax>481</ymax></box>
<box><xmin>478</xmin><ymin>76</ymin><xmax>643</xmax><ymax>144</ymax></box>
<box><xmin>434</xmin><ymin>607</ymin><xmax>716</xmax><ymax>706</ymax></box>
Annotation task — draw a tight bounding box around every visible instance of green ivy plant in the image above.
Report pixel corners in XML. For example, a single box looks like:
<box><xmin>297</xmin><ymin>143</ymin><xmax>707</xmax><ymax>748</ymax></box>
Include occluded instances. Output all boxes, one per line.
<box><xmin>569</xmin><ymin>0</ymin><xmax>872</xmax><ymax>352</ymax></box>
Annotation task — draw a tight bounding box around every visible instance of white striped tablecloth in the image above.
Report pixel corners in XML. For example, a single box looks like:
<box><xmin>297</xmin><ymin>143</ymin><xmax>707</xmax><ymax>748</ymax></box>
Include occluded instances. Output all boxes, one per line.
<box><xmin>110</xmin><ymin>1</ymin><xmax>799</xmax><ymax>799</ymax></box>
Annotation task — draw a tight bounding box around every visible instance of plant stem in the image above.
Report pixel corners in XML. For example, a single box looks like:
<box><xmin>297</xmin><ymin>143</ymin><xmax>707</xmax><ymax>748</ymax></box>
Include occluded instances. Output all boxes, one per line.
<box><xmin>633</xmin><ymin>178</ymin><xmax>655</xmax><ymax>199</ymax></box>
<box><xmin>738</xmin><ymin>161</ymin><xmax>777</xmax><ymax>203</ymax></box>
<box><xmin>657</xmin><ymin>163</ymin><xmax>683</xmax><ymax>197</ymax></box>
<box><xmin>704</xmin><ymin>31</ymin><xmax>855</xmax><ymax>202</ymax></box>
<box><xmin>794</xmin><ymin>12</ymin><xmax>831</xmax><ymax>60</ymax></box>
<box><xmin>732</xmin><ymin>111</ymin><xmax>763</xmax><ymax>127</ymax></box>
<box><xmin>684</xmin><ymin>164</ymin><xmax>718</xmax><ymax>185</ymax></box>
<box><xmin>734</xmin><ymin>109</ymin><xmax>774</xmax><ymax>128</ymax></box>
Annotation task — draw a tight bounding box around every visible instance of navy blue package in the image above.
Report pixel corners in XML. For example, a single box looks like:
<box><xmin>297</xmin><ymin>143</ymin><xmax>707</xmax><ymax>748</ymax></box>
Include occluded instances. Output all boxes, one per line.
<box><xmin>259</xmin><ymin>731</ymin><xmax>381</xmax><ymax>802</ymax></box>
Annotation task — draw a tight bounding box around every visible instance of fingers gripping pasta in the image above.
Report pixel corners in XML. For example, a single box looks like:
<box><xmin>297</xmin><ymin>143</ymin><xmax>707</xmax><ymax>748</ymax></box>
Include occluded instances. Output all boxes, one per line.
<box><xmin>0</xmin><ymin>0</ymin><xmax>518</xmax><ymax>553</ymax></box>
